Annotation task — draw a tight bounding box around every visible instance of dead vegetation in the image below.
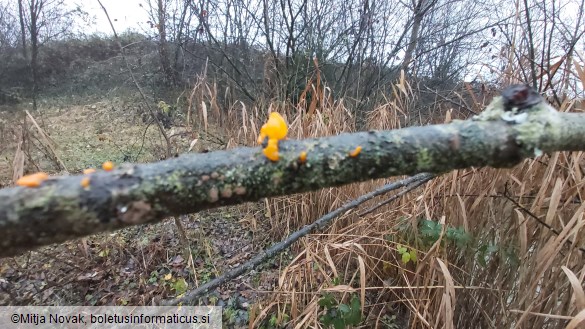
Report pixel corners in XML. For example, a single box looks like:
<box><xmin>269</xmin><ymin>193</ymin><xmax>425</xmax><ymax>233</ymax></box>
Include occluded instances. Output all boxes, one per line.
<box><xmin>1</xmin><ymin>63</ymin><xmax>585</xmax><ymax>328</ymax></box>
<box><xmin>161</xmin><ymin>64</ymin><xmax>585</xmax><ymax>327</ymax></box>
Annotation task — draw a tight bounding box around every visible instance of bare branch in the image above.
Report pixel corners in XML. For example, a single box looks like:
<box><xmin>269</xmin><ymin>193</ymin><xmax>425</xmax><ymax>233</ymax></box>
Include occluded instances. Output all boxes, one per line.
<box><xmin>162</xmin><ymin>172</ymin><xmax>435</xmax><ymax>305</ymax></box>
<box><xmin>1</xmin><ymin>91</ymin><xmax>585</xmax><ymax>258</ymax></box>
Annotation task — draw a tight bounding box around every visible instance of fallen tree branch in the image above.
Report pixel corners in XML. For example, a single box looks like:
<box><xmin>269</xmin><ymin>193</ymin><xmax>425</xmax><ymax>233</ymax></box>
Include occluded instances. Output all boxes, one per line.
<box><xmin>1</xmin><ymin>86</ymin><xmax>585</xmax><ymax>257</ymax></box>
<box><xmin>358</xmin><ymin>173</ymin><xmax>437</xmax><ymax>216</ymax></box>
<box><xmin>162</xmin><ymin>172</ymin><xmax>436</xmax><ymax>305</ymax></box>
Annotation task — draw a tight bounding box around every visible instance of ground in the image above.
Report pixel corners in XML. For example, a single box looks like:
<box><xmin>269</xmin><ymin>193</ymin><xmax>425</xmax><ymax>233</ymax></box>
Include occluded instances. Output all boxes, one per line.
<box><xmin>0</xmin><ymin>96</ymin><xmax>285</xmax><ymax>328</ymax></box>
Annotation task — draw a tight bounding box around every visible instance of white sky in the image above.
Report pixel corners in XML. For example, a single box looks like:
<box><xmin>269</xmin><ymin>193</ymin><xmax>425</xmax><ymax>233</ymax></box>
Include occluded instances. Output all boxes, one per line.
<box><xmin>74</xmin><ymin>0</ymin><xmax>149</xmax><ymax>34</ymax></box>
<box><xmin>10</xmin><ymin>0</ymin><xmax>581</xmax><ymax>94</ymax></box>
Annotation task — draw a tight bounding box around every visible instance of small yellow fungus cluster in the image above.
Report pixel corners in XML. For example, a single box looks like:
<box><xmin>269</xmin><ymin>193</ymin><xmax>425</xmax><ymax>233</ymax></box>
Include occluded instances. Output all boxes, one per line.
<box><xmin>257</xmin><ymin>112</ymin><xmax>288</xmax><ymax>161</ymax></box>
<box><xmin>263</xmin><ymin>139</ymin><xmax>280</xmax><ymax>162</ymax></box>
<box><xmin>81</xmin><ymin>168</ymin><xmax>97</xmax><ymax>188</ymax></box>
<box><xmin>299</xmin><ymin>151</ymin><xmax>307</xmax><ymax>164</ymax></box>
<box><xmin>80</xmin><ymin>162</ymin><xmax>113</xmax><ymax>188</ymax></box>
<box><xmin>349</xmin><ymin>146</ymin><xmax>362</xmax><ymax>157</ymax></box>
<box><xmin>16</xmin><ymin>162</ymin><xmax>115</xmax><ymax>189</ymax></box>
<box><xmin>80</xmin><ymin>176</ymin><xmax>91</xmax><ymax>188</ymax></box>
<box><xmin>16</xmin><ymin>172</ymin><xmax>49</xmax><ymax>188</ymax></box>
<box><xmin>102</xmin><ymin>161</ymin><xmax>114</xmax><ymax>171</ymax></box>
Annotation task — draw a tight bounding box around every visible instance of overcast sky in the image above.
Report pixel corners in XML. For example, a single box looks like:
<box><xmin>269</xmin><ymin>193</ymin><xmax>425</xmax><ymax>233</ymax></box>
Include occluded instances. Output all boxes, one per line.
<box><xmin>75</xmin><ymin>0</ymin><xmax>149</xmax><ymax>34</ymax></box>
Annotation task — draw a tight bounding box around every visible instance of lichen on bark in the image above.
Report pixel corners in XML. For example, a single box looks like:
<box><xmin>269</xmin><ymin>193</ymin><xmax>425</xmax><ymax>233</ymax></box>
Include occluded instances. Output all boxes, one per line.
<box><xmin>1</xmin><ymin>90</ymin><xmax>585</xmax><ymax>257</ymax></box>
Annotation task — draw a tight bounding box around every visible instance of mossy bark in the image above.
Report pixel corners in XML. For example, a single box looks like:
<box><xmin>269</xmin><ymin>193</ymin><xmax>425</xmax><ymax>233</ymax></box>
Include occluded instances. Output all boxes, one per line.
<box><xmin>1</xmin><ymin>97</ymin><xmax>585</xmax><ymax>257</ymax></box>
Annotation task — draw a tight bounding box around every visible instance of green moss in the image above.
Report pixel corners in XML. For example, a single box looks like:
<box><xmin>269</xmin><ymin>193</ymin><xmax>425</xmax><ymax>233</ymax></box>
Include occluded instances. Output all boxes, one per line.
<box><xmin>416</xmin><ymin>148</ymin><xmax>432</xmax><ymax>170</ymax></box>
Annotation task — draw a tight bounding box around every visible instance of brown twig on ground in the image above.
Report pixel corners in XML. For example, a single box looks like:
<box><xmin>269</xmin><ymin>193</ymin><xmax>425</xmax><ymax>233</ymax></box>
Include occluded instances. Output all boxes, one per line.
<box><xmin>25</xmin><ymin>110</ymin><xmax>67</xmax><ymax>171</ymax></box>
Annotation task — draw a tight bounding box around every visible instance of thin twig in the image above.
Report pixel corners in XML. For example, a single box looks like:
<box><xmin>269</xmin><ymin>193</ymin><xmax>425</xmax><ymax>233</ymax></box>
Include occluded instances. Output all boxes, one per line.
<box><xmin>502</xmin><ymin>187</ymin><xmax>585</xmax><ymax>254</ymax></box>
<box><xmin>161</xmin><ymin>173</ymin><xmax>437</xmax><ymax>305</ymax></box>
<box><xmin>358</xmin><ymin>173</ymin><xmax>436</xmax><ymax>216</ymax></box>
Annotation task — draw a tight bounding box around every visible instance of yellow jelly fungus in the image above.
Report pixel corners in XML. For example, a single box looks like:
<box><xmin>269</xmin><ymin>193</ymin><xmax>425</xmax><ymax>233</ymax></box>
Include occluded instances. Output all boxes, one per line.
<box><xmin>16</xmin><ymin>172</ymin><xmax>49</xmax><ymax>188</ymax></box>
<box><xmin>349</xmin><ymin>146</ymin><xmax>362</xmax><ymax>157</ymax></box>
<box><xmin>102</xmin><ymin>161</ymin><xmax>114</xmax><ymax>171</ymax></box>
<box><xmin>263</xmin><ymin>139</ymin><xmax>280</xmax><ymax>161</ymax></box>
<box><xmin>299</xmin><ymin>151</ymin><xmax>307</xmax><ymax>163</ymax></box>
<box><xmin>257</xmin><ymin>112</ymin><xmax>288</xmax><ymax>144</ymax></box>
<box><xmin>83</xmin><ymin>168</ymin><xmax>96</xmax><ymax>174</ymax></box>
<box><xmin>80</xmin><ymin>176</ymin><xmax>91</xmax><ymax>188</ymax></box>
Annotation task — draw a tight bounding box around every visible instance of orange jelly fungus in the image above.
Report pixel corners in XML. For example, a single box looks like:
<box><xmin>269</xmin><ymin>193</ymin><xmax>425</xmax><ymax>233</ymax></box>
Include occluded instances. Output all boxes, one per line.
<box><xmin>102</xmin><ymin>161</ymin><xmax>114</xmax><ymax>171</ymax></box>
<box><xmin>349</xmin><ymin>146</ymin><xmax>362</xmax><ymax>157</ymax></box>
<box><xmin>257</xmin><ymin>112</ymin><xmax>288</xmax><ymax>144</ymax></box>
<box><xmin>263</xmin><ymin>139</ymin><xmax>280</xmax><ymax>161</ymax></box>
<box><xmin>299</xmin><ymin>151</ymin><xmax>307</xmax><ymax>163</ymax></box>
<box><xmin>16</xmin><ymin>172</ymin><xmax>49</xmax><ymax>188</ymax></box>
<box><xmin>80</xmin><ymin>176</ymin><xmax>91</xmax><ymax>188</ymax></box>
<box><xmin>83</xmin><ymin>168</ymin><xmax>96</xmax><ymax>174</ymax></box>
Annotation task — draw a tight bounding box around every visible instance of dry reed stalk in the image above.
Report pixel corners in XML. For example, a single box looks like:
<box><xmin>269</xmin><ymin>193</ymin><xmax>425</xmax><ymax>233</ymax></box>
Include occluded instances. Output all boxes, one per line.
<box><xmin>11</xmin><ymin>127</ymin><xmax>24</xmax><ymax>184</ymax></box>
<box><xmin>26</xmin><ymin>110</ymin><xmax>67</xmax><ymax>171</ymax></box>
<box><xmin>196</xmin><ymin>70</ymin><xmax>585</xmax><ymax>328</ymax></box>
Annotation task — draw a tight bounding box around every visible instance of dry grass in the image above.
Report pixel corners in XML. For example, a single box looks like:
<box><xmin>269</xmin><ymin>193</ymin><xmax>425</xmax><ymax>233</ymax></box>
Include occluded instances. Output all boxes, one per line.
<box><xmin>2</xmin><ymin>61</ymin><xmax>584</xmax><ymax>327</ymax></box>
<box><xmin>188</xmin><ymin>69</ymin><xmax>585</xmax><ymax>328</ymax></box>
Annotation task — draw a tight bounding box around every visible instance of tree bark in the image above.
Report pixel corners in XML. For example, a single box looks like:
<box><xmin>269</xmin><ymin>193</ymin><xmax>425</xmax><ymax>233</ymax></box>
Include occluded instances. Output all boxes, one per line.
<box><xmin>1</xmin><ymin>94</ymin><xmax>585</xmax><ymax>257</ymax></box>
<box><xmin>18</xmin><ymin>0</ymin><xmax>27</xmax><ymax>59</ymax></box>
<box><xmin>29</xmin><ymin>0</ymin><xmax>40</xmax><ymax>111</ymax></box>
<box><xmin>401</xmin><ymin>0</ymin><xmax>436</xmax><ymax>73</ymax></box>
<box><xmin>156</xmin><ymin>0</ymin><xmax>176</xmax><ymax>85</ymax></box>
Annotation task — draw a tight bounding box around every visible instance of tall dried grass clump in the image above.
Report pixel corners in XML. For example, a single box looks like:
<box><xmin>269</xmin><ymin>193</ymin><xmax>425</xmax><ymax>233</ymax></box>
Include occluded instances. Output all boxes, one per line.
<box><xmin>189</xmin><ymin>69</ymin><xmax>585</xmax><ymax>328</ymax></box>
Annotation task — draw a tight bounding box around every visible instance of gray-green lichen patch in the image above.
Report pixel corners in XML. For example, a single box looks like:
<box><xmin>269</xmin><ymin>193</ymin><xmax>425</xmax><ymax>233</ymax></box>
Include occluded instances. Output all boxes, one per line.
<box><xmin>327</xmin><ymin>153</ymin><xmax>342</xmax><ymax>170</ymax></box>
<box><xmin>514</xmin><ymin>103</ymin><xmax>562</xmax><ymax>152</ymax></box>
<box><xmin>416</xmin><ymin>148</ymin><xmax>432</xmax><ymax>170</ymax></box>
<box><xmin>474</xmin><ymin>96</ymin><xmax>534</xmax><ymax>124</ymax></box>
<box><xmin>271</xmin><ymin>170</ymin><xmax>284</xmax><ymax>186</ymax></box>
<box><xmin>474</xmin><ymin>95</ymin><xmax>562</xmax><ymax>155</ymax></box>
<box><xmin>473</xmin><ymin>96</ymin><xmax>506</xmax><ymax>121</ymax></box>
